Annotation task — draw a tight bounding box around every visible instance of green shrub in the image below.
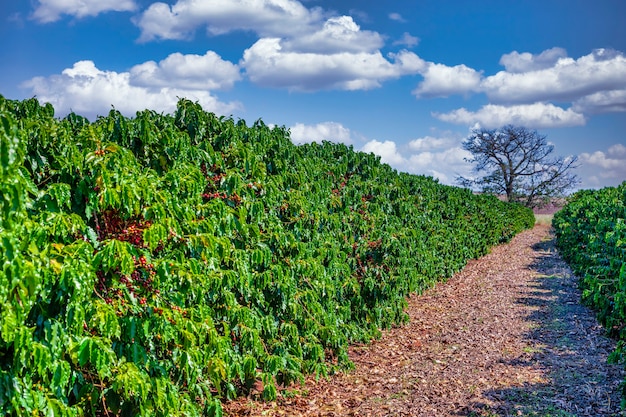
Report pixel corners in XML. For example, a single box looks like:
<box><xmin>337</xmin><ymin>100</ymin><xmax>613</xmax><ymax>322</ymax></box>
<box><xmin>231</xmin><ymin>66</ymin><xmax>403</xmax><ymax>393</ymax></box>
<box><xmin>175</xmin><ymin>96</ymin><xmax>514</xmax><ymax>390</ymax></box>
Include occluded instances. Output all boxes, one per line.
<box><xmin>553</xmin><ymin>182</ymin><xmax>626</xmax><ymax>401</ymax></box>
<box><xmin>0</xmin><ymin>96</ymin><xmax>534</xmax><ymax>416</ymax></box>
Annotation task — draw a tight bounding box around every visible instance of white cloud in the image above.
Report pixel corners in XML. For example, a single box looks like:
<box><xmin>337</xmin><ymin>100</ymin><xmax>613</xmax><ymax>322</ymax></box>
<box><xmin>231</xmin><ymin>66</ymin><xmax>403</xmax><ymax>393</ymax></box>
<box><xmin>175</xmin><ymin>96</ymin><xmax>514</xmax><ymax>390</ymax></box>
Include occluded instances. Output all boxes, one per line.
<box><xmin>412</xmin><ymin>48</ymin><xmax>626</xmax><ymax>130</ymax></box>
<box><xmin>407</xmin><ymin>146</ymin><xmax>472</xmax><ymax>183</ymax></box>
<box><xmin>408</xmin><ymin>135</ymin><xmax>456</xmax><ymax>151</ymax></box>
<box><xmin>579</xmin><ymin>144</ymin><xmax>626</xmax><ymax>187</ymax></box>
<box><xmin>482</xmin><ymin>48</ymin><xmax>626</xmax><ymax>104</ymax></box>
<box><xmin>499</xmin><ymin>47</ymin><xmax>567</xmax><ymax>73</ymax></box>
<box><xmin>241</xmin><ymin>38</ymin><xmax>424</xmax><ymax>91</ymax></box>
<box><xmin>289</xmin><ymin>122</ymin><xmax>354</xmax><ymax>145</ymax></box>
<box><xmin>406</xmin><ymin>133</ymin><xmax>471</xmax><ymax>183</ymax></box>
<box><xmin>609</xmin><ymin>143</ymin><xmax>626</xmax><ymax>158</ymax></box>
<box><xmin>388</xmin><ymin>12</ymin><xmax>406</xmax><ymax>23</ymax></box>
<box><xmin>129</xmin><ymin>51</ymin><xmax>241</xmax><ymax>90</ymax></box>
<box><xmin>32</xmin><ymin>0</ymin><xmax>136</xmax><ymax>23</ymax></box>
<box><xmin>134</xmin><ymin>2</ymin><xmax>626</xmax><ymax>123</ymax></box>
<box><xmin>413</xmin><ymin>62</ymin><xmax>482</xmax><ymax>98</ymax></box>
<box><xmin>135</xmin><ymin>1</ymin><xmax>424</xmax><ymax>93</ymax></box>
<box><xmin>434</xmin><ymin>103</ymin><xmax>586</xmax><ymax>129</ymax></box>
<box><xmin>361</xmin><ymin>140</ymin><xmax>405</xmax><ymax>166</ymax></box>
<box><xmin>132</xmin><ymin>0</ymin><xmax>434</xmax><ymax>92</ymax></box>
<box><xmin>360</xmin><ymin>134</ymin><xmax>472</xmax><ymax>184</ymax></box>
<box><xmin>283</xmin><ymin>16</ymin><xmax>383</xmax><ymax>54</ymax></box>
<box><xmin>573</xmin><ymin>89</ymin><xmax>626</xmax><ymax>113</ymax></box>
<box><xmin>390</xmin><ymin>50</ymin><xmax>428</xmax><ymax>72</ymax></box>
<box><xmin>408</xmin><ymin>47</ymin><xmax>626</xmax><ymax>134</ymax></box>
<box><xmin>393</xmin><ymin>32</ymin><xmax>419</xmax><ymax>48</ymax></box>
<box><xmin>22</xmin><ymin>60</ymin><xmax>240</xmax><ymax>120</ymax></box>
<box><xmin>580</xmin><ymin>144</ymin><xmax>626</xmax><ymax>170</ymax></box>
<box><xmin>135</xmin><ymin>0</ymin><xmax>323</xmax><ymax>42</ymax></box>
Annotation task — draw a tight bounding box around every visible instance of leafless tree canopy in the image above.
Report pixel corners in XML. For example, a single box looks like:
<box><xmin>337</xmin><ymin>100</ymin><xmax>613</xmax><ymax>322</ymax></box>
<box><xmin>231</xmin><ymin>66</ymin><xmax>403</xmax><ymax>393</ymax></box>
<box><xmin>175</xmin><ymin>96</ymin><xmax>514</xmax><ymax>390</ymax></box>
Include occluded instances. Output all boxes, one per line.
<box><xmin>457</xmin><ymin>125</ymin><xmax>579</xmax><ymax>208</ymax></box>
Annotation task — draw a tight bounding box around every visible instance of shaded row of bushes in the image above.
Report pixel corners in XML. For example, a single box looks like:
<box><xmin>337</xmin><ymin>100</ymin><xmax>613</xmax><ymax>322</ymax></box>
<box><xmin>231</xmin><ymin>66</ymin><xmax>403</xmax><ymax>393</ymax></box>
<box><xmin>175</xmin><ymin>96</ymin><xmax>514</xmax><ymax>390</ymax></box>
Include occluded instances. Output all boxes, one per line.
<box><xmin>554</xmin><ymin>182</ymin><xmax>626</xmax><ymax>400</ymax></box>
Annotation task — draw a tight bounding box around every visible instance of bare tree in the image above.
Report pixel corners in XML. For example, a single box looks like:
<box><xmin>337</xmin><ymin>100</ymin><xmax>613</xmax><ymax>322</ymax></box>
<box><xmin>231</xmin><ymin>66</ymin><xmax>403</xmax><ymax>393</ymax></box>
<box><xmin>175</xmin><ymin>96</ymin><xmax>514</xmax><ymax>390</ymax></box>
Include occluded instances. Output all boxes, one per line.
<box><xmin>457</xmin><ymin>125</ymin><xmax>579</xmax><ymax>208</ymax></box>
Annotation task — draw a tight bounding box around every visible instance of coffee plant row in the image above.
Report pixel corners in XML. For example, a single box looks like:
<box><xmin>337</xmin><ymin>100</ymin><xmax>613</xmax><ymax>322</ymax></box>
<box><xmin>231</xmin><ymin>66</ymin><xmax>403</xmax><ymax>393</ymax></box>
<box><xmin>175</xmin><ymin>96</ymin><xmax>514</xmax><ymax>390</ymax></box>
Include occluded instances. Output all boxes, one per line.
<box><xmin>553</xmin><ymin>182</ymin><xmax>626</xmax><ymax>400</ymax></box>
<box><xmin>0</xmin><ymin>96</ymin><xmax>535</xmax><ymax>416</ymax></box>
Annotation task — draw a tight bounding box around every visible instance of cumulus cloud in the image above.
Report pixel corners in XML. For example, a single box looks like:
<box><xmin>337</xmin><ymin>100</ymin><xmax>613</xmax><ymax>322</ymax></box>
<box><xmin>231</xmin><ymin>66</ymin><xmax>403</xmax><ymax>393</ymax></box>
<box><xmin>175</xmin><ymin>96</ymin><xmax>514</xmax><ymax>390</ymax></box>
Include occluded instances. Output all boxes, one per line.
<box><xmin>573</xmin><ymin>89</ymin><xmax>626</xmax><ymax>113</ymax></box>
<box><xmin>361</xmin><ymin>140</ymin><xmax>405</xmax><ymax>166</ymax></box>
<box><xmin>412</xmin><ymin>62</ymin><xmax>482</xmax><ymax>98</ymax></box>
<box><xmin>282</xmin><ymin>16</ymin><xmax>383</xmax><ymax>54</ymax></box>
<box><xmin>360</xmin><ymin>134</ymin><xmax>472</xmax><ymax>184</ymax></box>
<box><xmin>134</xmin><ymin>1</ymin><xmax>424</xmax><ymax>93</ymax></box>
<box><xmin>134</xmin><ymin>4</ymin><xmax>626</xmax><ymax>114</ymax></box>
<box><xmin>434</xmin><ymin>103</ymin><xmax>586</xmax><ymax>129</ymax></box>
<box><xmin>241</xmin><ymin>38</ymin><xmax>424</xmax><ymax>91</ymax></box>
<box><xmin>408</xmin><ymin>135</ymin><xmax>456</xmax><ymax>151</ymax></box>
<box><xmin>289</xmin><ymin>122</ymin><xmax>355</xmax><ymax>145</ymax></box>
<box><xmin>407</xmin><ymin>146</ymin><xmax>472</xmax><ymax>183</ymax></box>
<box><xmin>22</xmin><ymin>60</ymin><xmax>240</xmax><ymax>120</ymax></box>
<box><xmin>417</xmin><ymin>47</ymin><xmax>626</xmax><ymax>107</ymax></box>
<box><xmin>32</xmin><ymin>0</ymin><xmax>136</xmax><ymax>23</ymax></box>
<box><xmin>129</xmin><ymin>51</ymin><xmax>241</xmax><ymax>90</ymax></box>
<box><xmin>408</xmin><ymin>47</ymin><xmax>626</xmax><ymax>128</ymax></box>
<box><xmin>405</xmin><ymin>133</ymin><xmax>472</xmax><ymax>183</ymax></box>
<box><xmin>579</xmin><ymin>144</ymin><xmax>626</xmax><ymax>187</ymax></box>
<box><xmin>388</xmin><ymin>12</ymin><xmax>406</xmax><ymax>23</ymax></box>
<box><xmin>483</xmin><ymin>48</ymin><xmax>626</xmax><ymax>104</ymax></box>
<box><xmin>580</xmin><ymin>144</ymin><xmax>626</xmax><ymax>169</ymax></box>
<box><xmin>499</xmin><ymin>47</ymin><xmax>568</xmax><ymax>73</ymax></box>
<box><xmin>393</xmin><ymin>32</ymin><xmax>419</xmax><ymax>48</ymax></box>
<box><xmin>133</xmin><ymin>0</ymin><xmax>432</xmax><ymax>92</ymax></box>
<box><xmin>611</xmin><ymin>143</ymin><xmax>626</xmax><ymax>158</ymax></box>
<box><xmin>135</xmin><ymin>0</ymin><xmax>323</xmax><ymax>42</ymax></box>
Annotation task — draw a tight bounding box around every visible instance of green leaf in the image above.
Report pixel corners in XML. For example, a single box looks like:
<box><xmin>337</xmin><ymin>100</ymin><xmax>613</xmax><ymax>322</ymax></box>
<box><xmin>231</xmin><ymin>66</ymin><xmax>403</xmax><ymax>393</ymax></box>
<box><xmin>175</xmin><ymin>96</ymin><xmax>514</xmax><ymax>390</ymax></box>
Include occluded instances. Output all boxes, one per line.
<box><xmin>0</xmin><ymin>303</ymin><xmax>18</xmax><ymax>343</ymax></box>
<box><xmin>94</xmin><ymin>239</ymin><xmax>135</xmax><ymax>275</ymax></box>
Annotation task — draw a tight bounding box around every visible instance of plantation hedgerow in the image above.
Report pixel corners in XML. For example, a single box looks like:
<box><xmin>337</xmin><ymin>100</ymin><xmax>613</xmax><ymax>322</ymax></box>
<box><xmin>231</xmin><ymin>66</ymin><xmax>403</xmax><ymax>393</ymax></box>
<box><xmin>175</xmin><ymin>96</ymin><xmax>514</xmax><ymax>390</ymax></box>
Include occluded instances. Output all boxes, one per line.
<box><xmin>0</xmin><ymin>96</ymin><xmax>534</xmax><ymax>416</ymax></box>
<box><xmin>553</xmin><ymin>182</ymin><xmax>626</xmax><ymax>400</ymax></box>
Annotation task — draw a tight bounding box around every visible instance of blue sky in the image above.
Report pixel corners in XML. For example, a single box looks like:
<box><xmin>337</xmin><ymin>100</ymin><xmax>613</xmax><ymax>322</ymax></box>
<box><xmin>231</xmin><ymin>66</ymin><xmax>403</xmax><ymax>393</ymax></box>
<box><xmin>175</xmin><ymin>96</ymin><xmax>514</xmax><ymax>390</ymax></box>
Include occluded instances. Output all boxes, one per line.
<box><xmin>2</xmin><ymin>0</ymin><xmax>625</xmax><ymax>189</ymax></box>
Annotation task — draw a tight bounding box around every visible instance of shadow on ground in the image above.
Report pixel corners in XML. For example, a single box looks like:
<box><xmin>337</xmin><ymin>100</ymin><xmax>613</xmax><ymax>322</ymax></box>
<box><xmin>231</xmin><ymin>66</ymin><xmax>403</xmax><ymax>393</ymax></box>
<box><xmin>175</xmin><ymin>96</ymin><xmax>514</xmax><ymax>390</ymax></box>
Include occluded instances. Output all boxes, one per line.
<box><xmin>459</xmin><ymin>232</ymin><xmax>625</xmax><ymax>417</ymax></box>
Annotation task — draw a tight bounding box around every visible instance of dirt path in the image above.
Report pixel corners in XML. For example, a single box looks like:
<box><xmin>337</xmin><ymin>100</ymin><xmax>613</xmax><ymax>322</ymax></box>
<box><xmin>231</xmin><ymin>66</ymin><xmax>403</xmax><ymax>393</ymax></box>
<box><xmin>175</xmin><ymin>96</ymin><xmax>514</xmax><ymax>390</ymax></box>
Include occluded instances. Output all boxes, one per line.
<box><xmin>224</xmin><ymin>226</ymin><xmax>625</xmax><ymax>416</ymax></box>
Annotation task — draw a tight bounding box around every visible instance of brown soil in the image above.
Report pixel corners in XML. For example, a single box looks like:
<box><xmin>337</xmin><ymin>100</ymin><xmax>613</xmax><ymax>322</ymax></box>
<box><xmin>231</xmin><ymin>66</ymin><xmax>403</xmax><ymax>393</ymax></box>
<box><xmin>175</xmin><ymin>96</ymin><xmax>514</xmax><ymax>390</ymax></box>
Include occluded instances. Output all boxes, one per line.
<box><xmin>223</xmin><ymin>226</ymin><xmax>625</xmax><ymax>416</ymax></box>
